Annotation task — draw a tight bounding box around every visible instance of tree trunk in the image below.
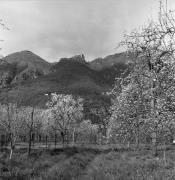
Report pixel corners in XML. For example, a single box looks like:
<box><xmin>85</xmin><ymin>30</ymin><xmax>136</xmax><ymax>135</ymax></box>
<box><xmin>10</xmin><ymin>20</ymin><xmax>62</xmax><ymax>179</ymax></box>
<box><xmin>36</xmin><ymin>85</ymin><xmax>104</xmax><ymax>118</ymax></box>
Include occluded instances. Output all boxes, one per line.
<box><xmin>54</xmin><ymin>132</ymin><xmax>57</xmax><ymax>149</ymax></box>
<box><xmin>135</xmin><ymin>125</ymin><xmax>140</xmax><ymax>149</ymax></box>
<box><xmin>66</xmin><ymin>130</ymin><xmax>69</xmax><ymax>145</ymax></box>
<box><xmin>32</xmin><ymin>133</ymin><xmax>35</xmax><ymax>148</ymax></box>
<box><xmin>72</xmin><ymin>128</ymin><xmax>75</xmax><ymax>145</ymax></box>
<box><xmin>152</xmin><ymin>125</ymin><xmax>158</xmax><ymax>156</ymax></box>
<box><xmin>9</xmin><ymin>144</ymin><xmax>13</xmax><ymax>176</ymax></box>
<box><xmin>28</xmin><ymin>107</ymin><xmax>35</xmax><ymax>156</ymax></box>
<box><xmin>45</xmin><ymin>135</ymin><xmax>48</xmax><ymax>148</ymax></box>
<box><xmin>39</xmin><ymin>134</ymin><xmax>41</xmax><ymax>142</ymax></box>
<box><xmin>61</xmin><ymin>131</ymin><xmax>65</xmax><ymax>147</ymax></box>
<box><xmin>28</xmin><ymin>131</ymin><xmax>32</xmax><ymax>156</ymax></box>
<box><xmin>9</xmin><ymin>133</ymin><xmax>14</xmax><ymax>160</ymax></box>
<box><xmin>154</xmin><ymin>127</ymin><xmax>158</xmax><ymax>156</ymax></box>
<box><xmin>135</xmin><ymin>136</ymin><xmax>139</xmax><ymax>149</ymax></box>
<box><xmin>127</xmin><ymin>141</ymin><xmax>130</xmax><ymax>148</ymax></box>
<box><xmin>9</xmin><ymin>135</ymin><xmax>15</xmax><ymax>176</ymax></box>
<box><xmin>9</xmin><ymin>146</ymin><xmax>13</xmax><ymax>160</ymax></box>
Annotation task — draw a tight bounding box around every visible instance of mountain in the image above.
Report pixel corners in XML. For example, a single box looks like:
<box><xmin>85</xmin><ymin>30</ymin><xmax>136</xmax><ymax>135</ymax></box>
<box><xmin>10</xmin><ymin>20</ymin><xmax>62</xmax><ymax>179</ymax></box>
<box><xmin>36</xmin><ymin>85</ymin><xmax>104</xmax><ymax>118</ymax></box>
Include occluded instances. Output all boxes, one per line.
<box><xmin>0</xmin><ymin>51</ymin><xmax>128</xmax><ymax>107</ymax></box>
<box><xmin>89</xmin><ymin>52</ymin><xmax>128</xmax><ymax>71</ymax></box>
<box><xmin>3</xmin><ymin>50</ymin><xmax>50</xmax><ymax>71</ymax></box>
<box><xmin>0</xmin><ymin>59</ymin><xmax>15</xmax><ymax>87</ymax></box>
<box><xmin>59</xmin><ymin>54</ymin><xmax>87</xmax><ymax>64</ymax></box>
<box><xmin>0</xmin><ymin>50</ymin><xmax>51</xmax><ymax>86</ymax></box>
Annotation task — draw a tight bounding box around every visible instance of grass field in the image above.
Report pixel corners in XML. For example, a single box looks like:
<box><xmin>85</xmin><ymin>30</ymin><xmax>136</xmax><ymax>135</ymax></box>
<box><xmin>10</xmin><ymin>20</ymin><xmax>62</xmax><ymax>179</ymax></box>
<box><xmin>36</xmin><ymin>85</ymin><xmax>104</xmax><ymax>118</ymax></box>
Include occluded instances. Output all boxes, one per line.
<box><xmin>0</xmin><ymin>145</ymin><xmax>175</xmax><ymax>180</ymax></box>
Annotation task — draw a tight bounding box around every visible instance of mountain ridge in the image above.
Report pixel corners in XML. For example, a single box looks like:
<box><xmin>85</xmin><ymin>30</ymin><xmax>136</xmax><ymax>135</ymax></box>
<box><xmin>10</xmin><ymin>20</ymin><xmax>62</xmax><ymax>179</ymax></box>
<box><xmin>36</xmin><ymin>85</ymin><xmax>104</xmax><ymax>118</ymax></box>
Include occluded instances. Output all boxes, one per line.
<box><xmin>0</xmin><ymin>50</ymin><xmax>51</xmax><ymax>86</ymax></box>
<box><xmin>0</xmin><ymin>50</ymin><xmax>129</xmax><ymax>107</ymax></box>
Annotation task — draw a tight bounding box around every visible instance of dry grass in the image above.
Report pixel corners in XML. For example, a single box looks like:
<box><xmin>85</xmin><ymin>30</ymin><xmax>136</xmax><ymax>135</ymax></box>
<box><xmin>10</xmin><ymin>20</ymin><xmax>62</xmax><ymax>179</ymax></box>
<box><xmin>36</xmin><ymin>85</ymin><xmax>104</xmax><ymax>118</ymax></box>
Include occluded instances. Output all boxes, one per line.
<box><xmin>81</xmin><ymin>150</ymin><xmax>175</xmax><ymax>180</ymax></box>
<box><xmin>0</xmin><ymin>146</ymin><xmax>175</xmax><ymax>180</ymax></box>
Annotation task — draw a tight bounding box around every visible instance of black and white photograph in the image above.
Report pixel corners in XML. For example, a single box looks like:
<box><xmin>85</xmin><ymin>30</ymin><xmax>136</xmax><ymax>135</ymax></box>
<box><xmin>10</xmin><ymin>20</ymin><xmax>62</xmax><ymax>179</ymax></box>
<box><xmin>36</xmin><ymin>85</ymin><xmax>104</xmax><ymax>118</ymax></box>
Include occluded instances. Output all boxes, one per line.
<box><xmin>1</xmin><ymin>0</ymin><xmax>175</xmax><ymax>179</ymax></box>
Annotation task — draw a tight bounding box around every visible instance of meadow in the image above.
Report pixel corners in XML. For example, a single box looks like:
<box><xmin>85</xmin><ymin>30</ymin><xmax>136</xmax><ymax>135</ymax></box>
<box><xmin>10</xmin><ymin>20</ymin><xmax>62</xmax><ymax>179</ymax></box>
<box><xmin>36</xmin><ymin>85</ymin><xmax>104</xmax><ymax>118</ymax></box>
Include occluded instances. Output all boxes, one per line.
<box><xmin>1</xmin><ymin>145</ymin><xmax>175</xmax><ymax>180</ymax></box>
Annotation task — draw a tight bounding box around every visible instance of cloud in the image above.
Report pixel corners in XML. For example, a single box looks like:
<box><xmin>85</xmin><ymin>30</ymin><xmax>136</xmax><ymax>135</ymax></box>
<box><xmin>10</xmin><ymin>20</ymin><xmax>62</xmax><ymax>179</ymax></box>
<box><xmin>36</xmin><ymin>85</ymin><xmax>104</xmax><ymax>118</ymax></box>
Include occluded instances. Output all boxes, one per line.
<box><xmin>0</xmin><ymin>0</ymin><xmax>174</xmax><ymax>62</ymax></box>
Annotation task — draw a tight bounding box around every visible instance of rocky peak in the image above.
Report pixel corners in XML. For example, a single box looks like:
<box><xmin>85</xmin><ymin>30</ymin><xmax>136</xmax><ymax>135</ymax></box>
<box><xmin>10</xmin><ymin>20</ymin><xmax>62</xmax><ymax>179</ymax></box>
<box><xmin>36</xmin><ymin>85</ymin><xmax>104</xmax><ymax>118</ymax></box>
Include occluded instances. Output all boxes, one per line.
<box><xmin>71</xmin><ymin>54</ymin><xmax>85</xmax><ymax>63</ymax></box>
<box><xmin>59</xmin><ymin>54</ymin><xmax>87</xmax><ymax>64</ymax></box>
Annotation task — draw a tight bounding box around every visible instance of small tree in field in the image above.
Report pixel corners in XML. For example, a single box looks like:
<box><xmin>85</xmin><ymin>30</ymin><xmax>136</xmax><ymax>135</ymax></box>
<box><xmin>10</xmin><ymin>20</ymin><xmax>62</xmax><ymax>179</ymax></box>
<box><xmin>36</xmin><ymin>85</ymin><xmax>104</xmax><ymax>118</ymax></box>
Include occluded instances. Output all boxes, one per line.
<box><xmin>18</xmin><ymin>106</ymin><xmax>42</xmax><ymax>155</ymax></box>
<box><xmin>40</xmin><ymin>109</ymin><xmax>53</xmax><ymax>148</ymax></box>
<box><xmin>46</xmin><ymin>93</ymin><xmax>83</xmax><ymax>146</ymax></box>
<box><xmin>0</xmin><ymin>103</ymin><xmax>20</xmax><ymax>159</ymax></box>
<box><xmin>90</xmin><ymin>105</ymin><xmax>111</xmax><ymax>137</ymax></box>
<box><xmin>77</xmin><ymin>120</ymin><xmax>98</xmax><ymax>144</ymax></box>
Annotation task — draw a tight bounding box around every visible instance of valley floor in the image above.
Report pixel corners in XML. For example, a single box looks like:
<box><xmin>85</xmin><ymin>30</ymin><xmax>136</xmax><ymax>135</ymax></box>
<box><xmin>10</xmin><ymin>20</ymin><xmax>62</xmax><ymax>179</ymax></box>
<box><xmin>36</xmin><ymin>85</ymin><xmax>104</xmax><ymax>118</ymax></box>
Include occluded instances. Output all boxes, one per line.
<box><xmin>0</xmin><ymin>145</ymin><xmax>175</xmax><ymax>180</ymax></box>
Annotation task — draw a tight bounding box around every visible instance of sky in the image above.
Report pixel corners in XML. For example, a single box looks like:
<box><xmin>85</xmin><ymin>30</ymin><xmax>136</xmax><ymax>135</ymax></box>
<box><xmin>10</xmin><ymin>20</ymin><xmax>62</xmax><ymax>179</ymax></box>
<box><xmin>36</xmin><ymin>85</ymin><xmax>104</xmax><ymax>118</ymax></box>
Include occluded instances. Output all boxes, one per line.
<box><xmin>0</xmin><ymin>0</ymin><xmax>174</xmax><ymax>62</ymax></box>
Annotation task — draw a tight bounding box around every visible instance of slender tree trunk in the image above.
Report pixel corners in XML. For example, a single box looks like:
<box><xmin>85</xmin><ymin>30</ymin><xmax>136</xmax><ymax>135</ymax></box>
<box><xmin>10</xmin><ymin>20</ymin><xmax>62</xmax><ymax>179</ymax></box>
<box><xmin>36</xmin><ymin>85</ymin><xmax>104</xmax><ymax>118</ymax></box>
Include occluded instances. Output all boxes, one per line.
<box><xmin>54</xmin><ymin>132</ymin><xmax>57</xmax><ymax>149</ymax></box>
<box><xmin>90</xmin><ymin>127</ymin><xmax>92</xmax><ymax>144</ymax></box>
<box><xmin>9</xmin><ymin>145</ymin><xmax>13</xmax><ymax>176</ymax></box>
<box><xmin>72</xmin><ymin>128</ymin><xmax>75</xmax><ymax>145</ymax></box>
<box><xmin>9</xmin><ymin>133</ymin><xmax>14</xmax><ymax>160</ymax></box>
<box><xmin>9</xmin><ymin>144</ymin><xmax>13</xmax><ymax>160</ymax></box>
<box><xmin>28</xmin><ymin>131</ymin><xmax>32</xmax><ymax>156</ymax></box>
<box><xmin>135</xmin><ymin>136</ymin><xmax>139</xmax><ymax>149</ymax></box>
<box><xmin>61</xmin><ymin>131</ymin><xmax>65</xmax><ymax>147</ymax></box>
<box><xmin>127</xmin><ymin>141</ymin><xmax>130</xmax><ymax>148</ymax></box>
<box><xmin>66</xmin><ymin>130</ymin><xmax>69</xmax><ymax>145</ymax></box>
<box><xmin>154</xmin><ymin>126</ymin><xmax>158</xmax><ymax>156</ymax></box>
<box><xmin>62</xmin><ymin>135</ymin><xmax>64</xmax><ymax>146</ymax></box>
<box><xmin>136</xmin><ymin>124</ymin><xmax>140</xmax><ymax>149</ymax></box>
<box><xmin>32</xmin><ymin>133</ymin><xmax>34</xmax><ymax>147</ymax></box>
<box><xmin>9</xmin><ymin>134</ymin><xmax>14</xmax><ymax>176</ymax></box>
<box><xmin>163</xmin><ymin>140</ymin><xmax>166</xmax><ymax>165</ymax></box>
<box><xmin>28</xmin><ymin>107</ymin><xmax>35</xmax><ymax>156</ymax></box>
<box><xmin>45</xmin><ymin>135</ymin><xmax>48</xmax><ymax>148</ymax></box>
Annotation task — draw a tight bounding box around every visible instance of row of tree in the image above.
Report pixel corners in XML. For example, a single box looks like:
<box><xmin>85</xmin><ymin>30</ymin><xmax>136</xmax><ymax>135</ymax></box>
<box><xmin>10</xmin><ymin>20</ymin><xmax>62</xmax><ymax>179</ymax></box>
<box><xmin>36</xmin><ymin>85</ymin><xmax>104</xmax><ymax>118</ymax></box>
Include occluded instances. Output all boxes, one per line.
<box><xmin>0</xmin><ymin>93</ymin><xmax>106</xmax><ymax>159</ymax></box>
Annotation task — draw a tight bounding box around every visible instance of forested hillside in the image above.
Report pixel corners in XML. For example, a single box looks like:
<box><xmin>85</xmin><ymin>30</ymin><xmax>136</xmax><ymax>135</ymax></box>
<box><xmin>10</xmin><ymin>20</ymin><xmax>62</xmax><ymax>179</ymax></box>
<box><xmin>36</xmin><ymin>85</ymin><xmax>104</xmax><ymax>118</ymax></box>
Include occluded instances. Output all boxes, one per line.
<box><xmin>0</xmin><ymin>51</ymin><xmax>128</xmax><ymax>107</ymax></box>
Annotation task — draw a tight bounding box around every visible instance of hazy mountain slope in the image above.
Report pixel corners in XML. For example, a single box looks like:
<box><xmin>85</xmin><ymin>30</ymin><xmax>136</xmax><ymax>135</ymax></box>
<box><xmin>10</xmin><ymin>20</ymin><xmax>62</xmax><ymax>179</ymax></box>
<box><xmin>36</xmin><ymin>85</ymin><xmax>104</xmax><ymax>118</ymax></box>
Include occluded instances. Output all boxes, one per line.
<box><xmin>0</xmin><ymin>53</ymin><xmax>127</xmax><ymax>106</ymax></box>
<box><xmin>3</xmin><ymin>50</ymin><xmax>50</xmax><ymax>72</ymax></box>
<box><xmin>0</xmin><ymin>51</ymin><xmax>129</xmax><ymax>108</ymax></box>
<box><xmin>0</xmin><ymin>50</ymin><xmax>51</xmax><ymax>86</ymax></box>
<box><xmin>89</xmin><ymin>52</ymin><xmax>128</xmax><ymax>71</ymax></box>
<box><xmin>0</xmin><ymin>60</ymin><xmax>16</xmax><ymax>87</ymax></box>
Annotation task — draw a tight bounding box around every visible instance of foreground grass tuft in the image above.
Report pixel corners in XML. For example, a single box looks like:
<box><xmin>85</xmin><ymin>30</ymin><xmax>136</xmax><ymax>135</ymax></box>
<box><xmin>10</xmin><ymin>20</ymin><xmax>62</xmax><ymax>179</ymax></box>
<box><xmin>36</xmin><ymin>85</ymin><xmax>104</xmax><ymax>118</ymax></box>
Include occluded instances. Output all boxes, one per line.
<box><xmin>1</xmin><ymin>146</ymin><xmax>175</xmax><ymax>180</ymax></box>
